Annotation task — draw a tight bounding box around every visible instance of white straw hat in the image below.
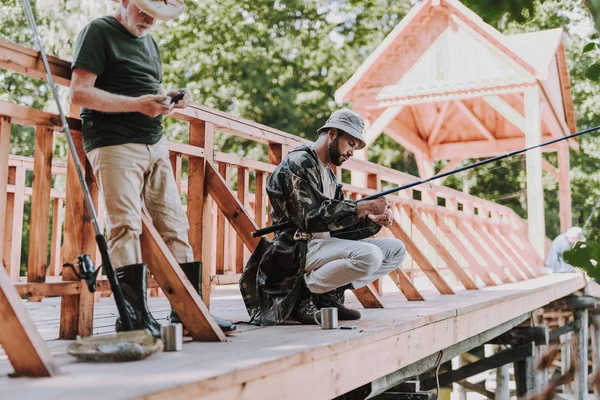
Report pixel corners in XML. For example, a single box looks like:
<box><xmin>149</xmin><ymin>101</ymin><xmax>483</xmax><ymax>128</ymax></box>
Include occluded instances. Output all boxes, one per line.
<box><xmin>130</xmin><ymin>0</ymin><xmax>185</xmax><ymax>21</ymax></box>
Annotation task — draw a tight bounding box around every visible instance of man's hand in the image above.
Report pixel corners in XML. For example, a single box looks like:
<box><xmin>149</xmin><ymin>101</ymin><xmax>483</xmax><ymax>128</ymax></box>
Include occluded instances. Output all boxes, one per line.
<box><xmin>357</xmin><ymin>197</ymin><xmax>389</xmax><ymax>218</ymax></box>
<box><xmin>368</xmin><ymin>209</ymin><xmax>394</xmax><ymax>227</ymax></box>
<box><xmin>135</xmin><ymin>94</ymin><xmax>174</xmax><ymax>117</ymax></box>
<box><xmin>167</xmin><ymin>88</ymin><xmax>191</xmax><ymax>109</ymax></box>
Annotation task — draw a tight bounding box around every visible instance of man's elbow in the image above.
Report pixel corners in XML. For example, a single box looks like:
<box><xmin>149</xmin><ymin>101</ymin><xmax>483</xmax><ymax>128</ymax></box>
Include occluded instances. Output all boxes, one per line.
<box><xmin>70</xmin><ymin>87</ymin><xmax>85</xmax><ymax>106</ymax></box>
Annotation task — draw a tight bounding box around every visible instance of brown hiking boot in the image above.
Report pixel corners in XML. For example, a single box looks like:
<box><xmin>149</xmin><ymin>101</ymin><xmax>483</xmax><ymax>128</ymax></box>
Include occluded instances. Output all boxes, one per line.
<box><xmin>313</xmin><ymin>284</ymin><xmax>361</xmax><ymax>321</ymax></box>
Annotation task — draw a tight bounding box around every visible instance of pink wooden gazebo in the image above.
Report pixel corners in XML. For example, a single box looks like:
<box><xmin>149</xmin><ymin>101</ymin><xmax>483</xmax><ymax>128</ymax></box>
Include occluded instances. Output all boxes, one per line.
<box><xmin>336</xmin><ymin>0</ymin><xmax>577</xmax><ymax>258</ymax></box>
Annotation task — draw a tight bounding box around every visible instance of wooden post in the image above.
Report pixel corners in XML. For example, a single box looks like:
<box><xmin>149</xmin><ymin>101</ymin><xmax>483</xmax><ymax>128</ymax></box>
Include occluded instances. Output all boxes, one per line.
<box><xmin>27</xmin><ymin>125</ymin><xmax>54</xmax><ymax>286</ymax></box>
<box><xmin>350</xmin><ymin>148</ymin><xmax>367</xmax><ymax>187</ymax></box>
<box><xmin>367</xmin><ymin>173</ymin><xmax>383</xmax><ymax>294</ymax></box>
<box><xmin>48</xmin><ymin>198</ymin><xmax>63</xmax><ymax>276</ymax></box>
<box><xmin>236</xmin><ymin>167</ymin><xmax>248</xmax><ymax>274</ymax></box>
<box><xmin>188</xmin><ymin>121</ymin><xmax>214</xmax><ymax>308</ymax></box>
<box><xmin>255</xmin><ymin>171</ymin><xmax>265</xmax><ymax>228</ymax></box>
<box><xmin>3</xmin><ymin>166</ymin><xmax>14</xmax><ymax>276</ymax></box>
<box><xmin>524</xmin><ymin>86</ymin><xmax>545</xmax><ymax>259</ymax></box>
<box><xmin>215</xmin><ymin>162</ymin><xmax>228</xmax><ymax>275</ymax></box>
<box><xmin>0</xmin><ymin>265</ymin><xmax>60</xmax><ymax>377</ymax></box>
<box><xmin>0</xmin><ymin>117</ymin><xmax>10</xmax><ymax>272</ymax></box>
<box><xmin>495</xmin><ymin>363</ymin><xmax>510</xmax><ymax>400</ymax></box>
<box><xmin>557</xmin><ymin>142</ymin><xmax>572</xmax><ymax>233</ymax></box>
<box><xmin>591</xmin><ymin>313</ymin><xmax>600</xmax><ymax>400</ymax></box>
<box><xmin>575</xmin><ymin>308</ymin><xmax>589</xmax><ymax>400</ymax></box>
<box><xmin>169</xmin><ymin>152</ymin><xmax>182</xmax><ymax>194</ymax></box>
<box><xmin>59</xmin><ymin>131</ymin><xmax>95</xmax><ymax>339</ymax></box>
<box><xmin>8</xmin><ymin>166</ymin><xmax>25</xmax><ymax>281</ymax></box>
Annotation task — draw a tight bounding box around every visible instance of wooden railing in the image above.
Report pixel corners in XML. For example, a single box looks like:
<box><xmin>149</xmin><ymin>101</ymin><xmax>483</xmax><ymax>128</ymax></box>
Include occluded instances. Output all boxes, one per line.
<box><xmin>0</xmin><ymin>39</ymin><xmax>544</xmax><ymax>339</ymax></box>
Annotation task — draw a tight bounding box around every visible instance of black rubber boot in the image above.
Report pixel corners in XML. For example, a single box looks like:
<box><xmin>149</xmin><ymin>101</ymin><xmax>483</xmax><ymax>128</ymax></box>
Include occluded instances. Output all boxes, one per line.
<box><xmin>290</xmin><ymin>283</ymin><xmax>320</xmax><ymax>325</ymax></box>
<box><xmin>169</xmin><ymin>261</ymin><xmax>236</xmax><ymax>334</ymax></box>
<box><xmin>313</xmin><ymin>284</ymin><xmax>361</xmax><ymax>321</ymax></box>
<box><xmin>114</xmin><ymin>263</ymin><xmax>162</xmax><ymax>338</ymax></box>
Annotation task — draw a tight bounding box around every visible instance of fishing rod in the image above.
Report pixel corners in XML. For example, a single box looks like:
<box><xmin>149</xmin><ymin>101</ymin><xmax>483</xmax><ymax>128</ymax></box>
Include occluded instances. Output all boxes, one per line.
<box><xmin>583</xmin><ymin>198</ymin><xmax>600</xmax><ymax>231</ymax></box>
<box><xmin>252</xmin><ymin>123</ymin><xmax>600</xmax><ymax>237</ymax></box>
<box><xmin>20</xmin><ymin>0</ymin><xmax>133</xmax><ymax>331</ymax></box>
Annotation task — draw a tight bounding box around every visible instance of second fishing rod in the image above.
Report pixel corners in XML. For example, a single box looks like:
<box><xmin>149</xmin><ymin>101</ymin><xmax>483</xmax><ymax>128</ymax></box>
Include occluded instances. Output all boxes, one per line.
<box><xmin>252</xmin><ymin>124</ymin><xmax>600</xmax><ymax>238</ymax></box>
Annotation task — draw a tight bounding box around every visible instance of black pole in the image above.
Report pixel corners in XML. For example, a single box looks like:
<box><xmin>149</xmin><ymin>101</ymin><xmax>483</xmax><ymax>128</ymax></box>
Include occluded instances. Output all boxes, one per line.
<box><xmin>20</xmin><ymin>0</ymin><xmax>133</xmax><ymax>331</ymax></box>
<box><xmin>252</xmin><ymin>123</ymin><xmax>600</xmax><ymax>237</ymax></box>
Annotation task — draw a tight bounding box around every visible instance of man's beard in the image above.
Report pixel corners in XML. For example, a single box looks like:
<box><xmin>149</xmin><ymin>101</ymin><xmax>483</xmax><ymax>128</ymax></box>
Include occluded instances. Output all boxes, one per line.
<box><xmin>328</xmin><ymin>137</ymin><xmax>345</xmax><ymax>166</ymax></box>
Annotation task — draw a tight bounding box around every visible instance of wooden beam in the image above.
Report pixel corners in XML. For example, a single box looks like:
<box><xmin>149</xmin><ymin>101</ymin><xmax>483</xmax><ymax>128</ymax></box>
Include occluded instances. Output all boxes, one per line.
<box><xmin>410</xmin><ymin>106</ymin><xmax>427</xmax><ymax>139</ymax></box>
<box><xmin>524</xmin><ymin>86</ymin><xmax>545</xmax><ymax>259</ymax></box>
<box><xmin>351</xmin><ymin>284</ymin><xmax>384</xmax><ymax>309</ymax></box>
<box><xmin>206</xmin><ymin>162</ymin><xmax>260</xmax><ymax>251</ymax></box>
<box><xmin>431</xmin><ymin>135</ymin><xmax>555</xmax><ymax>159</ymax></box>
<box><xmin>386</xmin><ymin>120</ymin><xmax>430</xmax><ymax>158</ymax></box>
<box><xmin>0</xmin><ymin>39</ymin><xmax>71</xmax><ymax>86</ymax></box>
<box><xmin>407</xmin><ymin>205</ymin><xmax>478</xmax><ymax>290</ymax></box>
<box><xmin>59</xmin><ymin>131</ymin><xmax>95</xmax><ymax>339</ymax></box>
<box><xmin>453</xmin><ymin>100</ymin><xmax>496</xmax><ymax>142</ymax></box>
<box><xmin>389</xmin><ymin>210</ymin><xmax>455</xmax><ymax>295</ymax></box>
<box><xmin>483</xmin><ymin>95</ymin><xmax>526</xmax><ymax>133</ymax></box>
<box><xmin>435</xmin><ymin>215</ymin><xmax>497</xmax><ymax>286</ymax></box>
<box><xmin>435</xmin><ymin>158</ymin><xmax>461</xmax><ymax>184</ymax></box>
<box><xmin>15</xmin><ymin>281</ymin><xmax>80</xmax><ymax>297</ymax></box>
<box><xmin>421</xmin><ymin>343</ymin><xmax>535</xmax><ymax>390</ymax></box>
<box><xmin>0</xmin><ymin>265</ymin><xmax>60</xmax><ymax>377</ymax></box>
<box><xmin>555</xmin><ymin>43</ymin><xmax>577</xmax><ymax>134</ymax></box>
<box><xmin>427</xmin><ymin>101</ymin><xmax>450</xmax><ymax>145</ymax></box>
<box><xmin>215</xmin><ymin>163</ymin><xmax>228</xmax><ymax>275</ymax></box>
<box><xmin>140</xmin><ymin>213</ymin><xmax>226</xmax><ymax>342</ymax></box>
<box><xmin>557</xmin><ymin>143</ymin><xmax>572</xmax><ymax>233</ymax></box>
<box><xmin>48</xmin><ymin>198</ymin><xmax>63</xmax><ymax>276</ymax></box>
<box><xmin>364</xmin><ymin>106</ymin><xmax>403</xmax><ymax>147</ymax></box>
<box><xmin>455</xmin><ymin>221</ymin><xmax>512</xmax><ymax>284</ymax></box>
<box><xmin>187</xmin><ymin>121</ymin><xmax>213</xmax><ymax>308</ymax></box>
<box><xmin>542</xmin><ymin>159</ymin><xmax>559</xmax><ymax>180</ymax></box>
<box><xmin>236</xmin><ymin>167</ymin><xmax>248</xmax><ymax>274</ymax></box>
<box><xmin>488</xmin><ymin>326</ymin><xmax>548</xmax><ymax>346</ymax></box>
<box><xmin>0</xmin><ymin>100</ymin><xmax>80</xmax><ymax>130</ymax></box>
<box><xmin>388</xmin><ymin>268</ymin><xmax>425</xmax><ymax>301</ymax></box>
<box><xmin>0</xmin><ymin>117</ymin><xmax>10</xmax><ymax>273</ymax></box>
<box><xmin>27</xmin><ymin>125</ymin><xmax>54</xmax><ymax>285</ymax></box>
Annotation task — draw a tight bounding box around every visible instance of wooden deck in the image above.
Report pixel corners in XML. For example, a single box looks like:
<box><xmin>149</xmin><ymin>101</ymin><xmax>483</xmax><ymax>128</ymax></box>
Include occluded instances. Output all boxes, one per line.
<box><xmin>0</xmin><ymin>273</ymin><xmax>586</xmax><ymax>400</ymax></box>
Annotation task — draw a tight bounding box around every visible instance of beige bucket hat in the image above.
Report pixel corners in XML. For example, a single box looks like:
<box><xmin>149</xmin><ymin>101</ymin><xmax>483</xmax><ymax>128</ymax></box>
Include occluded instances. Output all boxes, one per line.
<box><xmin>318</xmin><ymin>109</ymin><xmax>366</xmax><ymax>150</ymax></box>
<box><xmin>116</xmin><ymin>0</ymin><xmax>185</xmax><ymax>21</ymax></box>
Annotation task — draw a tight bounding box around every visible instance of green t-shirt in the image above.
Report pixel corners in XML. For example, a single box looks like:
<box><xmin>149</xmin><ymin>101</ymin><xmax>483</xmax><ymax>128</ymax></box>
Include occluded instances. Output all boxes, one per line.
<box><xmin>72</xmin><ymin>16</ymin><xmax>164</xmax><ymax>152</ymax></box>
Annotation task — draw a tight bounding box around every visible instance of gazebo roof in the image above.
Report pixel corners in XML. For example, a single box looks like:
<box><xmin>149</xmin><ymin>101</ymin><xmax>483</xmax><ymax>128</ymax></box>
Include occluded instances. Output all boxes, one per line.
<box><xmin>336</xmin><ymin>0</ymin><xmax>576</xmax><ymax>161</ymax></box>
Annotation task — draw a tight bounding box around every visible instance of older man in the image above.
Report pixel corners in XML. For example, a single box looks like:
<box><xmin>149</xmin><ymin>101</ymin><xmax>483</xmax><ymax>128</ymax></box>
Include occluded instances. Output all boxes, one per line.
<box><xmin>70</xmin><ymin>0</ymin><xmax>235</xmax><ymax>336</ymax></box>
<box><xmin>545</xmin><ymin>227</ymin><xmax>587</xmax><ymax>273</ymax></box>
<box><xmin>241</xmin><ymin>109</ymin><xmax>406</xmax><ymax>325</ymax></box>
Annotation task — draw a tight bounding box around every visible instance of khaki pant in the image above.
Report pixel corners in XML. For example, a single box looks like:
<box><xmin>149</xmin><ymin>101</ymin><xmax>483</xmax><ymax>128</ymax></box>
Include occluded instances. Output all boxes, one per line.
<box><xmin>87</xmin><ymin>136</ymin><xmax>194</xmax><ymax>268</ymax></box>
<box><xmin>304</xmin><ymin>237</ymin><xmax>406</xmax><ymax>293</ymax></box>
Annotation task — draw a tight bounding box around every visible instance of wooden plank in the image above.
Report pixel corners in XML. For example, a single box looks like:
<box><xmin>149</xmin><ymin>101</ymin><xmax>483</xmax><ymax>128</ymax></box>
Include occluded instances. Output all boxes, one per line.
<box><xmin>365</xmin><ymin>106</ymin><xmax>403</xmax><ymax>146</ymax></box>
<box><xmin>487</xmin><ymin>227</ymin><xmax>536</xmax><ymax>279</ymax></box>
<box><xmin>140</xmin><ymin>213</ymin><xmax>226</xmax><ymax>342</ymax></box>
<box><xmin>268</xmin><ymin>143</ymin><xmax>283</xmax><ymax>165</ymax></box>
<box><xmin>0</xmin><ymin>117</ymin><xmax>10</xmax><ymax>276</ymax></box>
<box><xmin>27</xmin><ymin>125</ymin><xmax>54</xmax><ymax>285</ymax></box>
<box><xmin>236</xmin><ymin>167</ymin><xmax>248</xmax><ymax>274</ymax></box>
<box><xmin>169</xmin><ymin>152</ymin><xmax>182</xmax><ymax>193</ymax></box>
<box><xmin>427</xmin><ymin>101</ymin><xmax>450</xmax><ymax>145</ymax></box>
<box><xmin>468</xmin><ymin>222</ymin><xmax>527</xmax><ymax>281</ymax></box>
<box><xmin>435</xmin><ymin>215</ymin><xmax>497</xmax><ymax>286</ymax></box>
<box><xmin>388</xmin><ymin>268</ymin><xmax>425</xmax><ymax>301</ymax></box>
<box><xmin>455</xmin><ymin>220</ymin><xmax>512</xmax><ymax>284</ymax></box>
<box><xmin>15</xmin><ymin>281</ymin><xmax>80</xmax><ymax>297</ymax></box>
<box><xmin>205</xmin><ymin>162</ymin><xmax>260</xmax><ymax>251</ymax></box>
<box><xmin>0</xmin><ymin>100</ymin><xmax>80</xmax><ymax>130</ymax></box>
<box><xmin>0</xmin><ymin>38</ymin><xmax>71</xmax><ymax>86</ymax></box>
<box><xmin>431</xmin><ymin>135</ymin><xmax>555</xmax><ymax>159</ymax></box>
<box><xmin>215</xmin><ymin>152</ymin><xmax>276</xmax><ymax>174</ymax></box>
<box><xmin>255</xmin><ymin>172</ymin><xmax>265</xmax><ymax>228</ymax></box>
<box><xmin>389</xmin><ymin>209</ymin><xmax>455</xmax><ymax>295</ymax></box>
<box><xmin>59</xmin><ymin>131</ymin><xmax>95</xmax><ymax>339</ymax></box>
<box><xmin>555</xmin><ymin>43</ymin><xmax>576</xmax><ymax>134</ymax></box>
<box><xmin>0</xmin><ymin>265</ymin><xmax>60</xmax><ymax>377</ymax></box>
<box><xmin>557</xmin><ymin>143</ymin><xmax>571</xmax><ymax>233</ymax></box>
<box><xmin>47</xmin><ymin>198</ymin><xmax>63</xmax><ymax>276</ymax></box>
<box><xmin>215</xmin><ymin>162</ymin><xmax>228</xmax><ymax>275</ymax></box>
<box><xmin>351</xmin><ymin>284</ymin><xmax>384</xmax><ymax>309</ymax></box>
<box><xmin>9</xmin><ymin>166</ymin><xmax>25</xmax><ymax>282</ymax></box>
<box><xmin>187</xmin><ymin>121</ymin><xmax>213</xmax><ymax>308</ymax></box>
<box><xmin>3</xmin><ymin>167</ymin><xmax>15</xmax><ymax>277</ymax></box>
<box><xmin>524</xmin><ymin>86</ymin><xmax>545</xmax><ymax>259</ymax></box>
<box><xmin>453</xmin><ymin>100</ymin><xmax>496</xmax><ymax>142</ymax></box>
<box><xmin>406</xmin><ymin>205</ymin><xmax>478</xmax><ymax>290</ymax></box>
<box><xmin>483</xmin><ymin>95</ymin><xmax>526</xmax><ymax>133</ymax></box>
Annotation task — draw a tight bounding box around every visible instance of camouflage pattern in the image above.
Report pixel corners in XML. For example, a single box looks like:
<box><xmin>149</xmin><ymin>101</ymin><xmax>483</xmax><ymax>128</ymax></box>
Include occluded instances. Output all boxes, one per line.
<box><xmin>240</xmin><ymin>145</ymin><xmax>381</xmax><ymax>325</ymax></box>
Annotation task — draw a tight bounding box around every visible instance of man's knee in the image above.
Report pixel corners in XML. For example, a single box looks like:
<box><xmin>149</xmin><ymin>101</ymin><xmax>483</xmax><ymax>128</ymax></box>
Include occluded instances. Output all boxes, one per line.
<box><xmin>389</xmin><ymin>239</ymin><xmax>406</xmax><ymax>263</ymax></box>
<box><xmin>352</xmin><ymin>243</ymin><xmax>384</xmax><ymax>276</ymax></box>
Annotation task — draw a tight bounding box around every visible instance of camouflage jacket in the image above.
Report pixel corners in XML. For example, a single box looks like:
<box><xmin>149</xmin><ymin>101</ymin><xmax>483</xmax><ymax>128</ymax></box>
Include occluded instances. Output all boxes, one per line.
<box><xmin>240</xmin><ymin>145</ymin><xmax>381</xmax><ymax>325</ymax></box>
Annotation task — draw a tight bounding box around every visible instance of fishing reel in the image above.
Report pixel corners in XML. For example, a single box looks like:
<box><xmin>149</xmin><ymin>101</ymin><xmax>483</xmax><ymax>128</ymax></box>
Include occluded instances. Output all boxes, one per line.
<box><xmin>63</xmin><ymin>254</ymin><xmax>101</xmax><ymax>293</ymax></box>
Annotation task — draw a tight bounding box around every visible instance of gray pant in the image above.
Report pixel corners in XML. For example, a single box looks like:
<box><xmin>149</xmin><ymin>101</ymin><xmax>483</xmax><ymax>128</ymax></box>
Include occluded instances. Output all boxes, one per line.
<box><xmin>304</xmin><ymin>237</ymin><xmax>406</xmax><ymax>293</ymax></box>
